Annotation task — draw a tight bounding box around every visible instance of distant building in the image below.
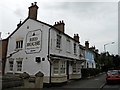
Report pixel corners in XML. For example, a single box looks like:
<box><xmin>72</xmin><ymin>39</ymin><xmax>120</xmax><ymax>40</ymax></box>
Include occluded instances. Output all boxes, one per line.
<box><xmin>5</xmin><ymin>2</ymin><xmax>85</xmax><ymax>84</ymax></box>
<box><xmin>84</xmin><ymin>41</ymin><xmax>96</xmax><ymax>68</ymax></box>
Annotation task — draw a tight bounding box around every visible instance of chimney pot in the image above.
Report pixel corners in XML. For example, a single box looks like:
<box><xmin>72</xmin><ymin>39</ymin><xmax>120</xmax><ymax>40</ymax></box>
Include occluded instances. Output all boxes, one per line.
<box><xmin>34</xmin><ymin>2</ymin><xmax>37</xmax><ymax>5</ymax></box>
<box><xmin>74</xmin><ymin>34</ymin><xmax>79</xmax><ymax>42</ymax></box>
<box><xmin>31</xmin><ymin>3</ymin><xmax>34</xmax><ymax>6</ymax></box>
<box><xmin>60</xmin><ymin>21</ymin><xmax>62</xmax><ymax>23</ymax></box>
<box><xmin>85</xmin><ymin>41</ymin><xmax>89</xmax><ymax>48</ymax></box>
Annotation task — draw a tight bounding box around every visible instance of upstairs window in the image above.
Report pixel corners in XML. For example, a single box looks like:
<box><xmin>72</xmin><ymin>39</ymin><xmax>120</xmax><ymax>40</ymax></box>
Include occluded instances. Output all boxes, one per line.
<box><xmin>74</xmin><ymin>43</ymin><xmax>77</xmax><ymax>54</ymax></box>
<box><xmin>16</xmin><ymin>40</ymin><xmax>23</xmax><ymax>49</ymax></box>
<box><xmin>66</xmin><ymin>39</ymin><xmax>71</xmax><ymax>53</ymax></box>
<box><xmin>56</xmin><ymin>34</ymin><xmax>61</xmax><ymax>48</ymax></box>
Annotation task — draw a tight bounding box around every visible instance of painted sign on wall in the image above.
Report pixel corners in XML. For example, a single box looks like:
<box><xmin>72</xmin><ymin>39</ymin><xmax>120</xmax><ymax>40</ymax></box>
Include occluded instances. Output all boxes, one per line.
<box><xmin>25</xmin><ymin>29</ymin><xmax>42</xmax><ymax>54</ymax></box>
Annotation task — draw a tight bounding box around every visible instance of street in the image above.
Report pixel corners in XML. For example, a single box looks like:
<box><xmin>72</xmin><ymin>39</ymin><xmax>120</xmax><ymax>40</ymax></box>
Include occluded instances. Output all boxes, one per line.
<box><xmin>47</xmin><ymin>73</ymin><xmax>120</xmax><ymax>90</ymax></box>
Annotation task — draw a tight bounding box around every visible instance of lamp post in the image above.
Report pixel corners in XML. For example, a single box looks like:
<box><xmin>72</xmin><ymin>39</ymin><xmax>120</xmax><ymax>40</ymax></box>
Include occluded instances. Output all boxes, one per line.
<box><xmin>104</xmin><ymin>42</ymin><xmax>115</xmax><ymax>53</ymax></box>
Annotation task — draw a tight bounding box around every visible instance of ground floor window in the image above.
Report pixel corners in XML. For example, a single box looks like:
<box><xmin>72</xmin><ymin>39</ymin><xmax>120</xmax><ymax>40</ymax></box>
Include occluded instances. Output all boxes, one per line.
<box><xmin>72</xmin><ymin>62</ymin><xmax>81</xmax><ymax>74</ymax></box>
<box><xmin>9</xmin><ymin>61</ymin><xmax>13</xmax><ymax>71</ymax></box>
<box><xmin>16</xmin><ymin>61</ymin><xmax>22</xmax><ymax>71</ymax></box>
<box><xmin>53</xmin><ymin>60</ymin><xmax>59</xmax><ymax>75</ymax></box>
<box><xmin>53</xmin><ymin>60</ymin><xmax>66</xmax><ymax>75</ymax></box>
<box><xmin>60</xmin><ymin>61</ymin><xmax>66</xmax><ymax>74</ymax></box>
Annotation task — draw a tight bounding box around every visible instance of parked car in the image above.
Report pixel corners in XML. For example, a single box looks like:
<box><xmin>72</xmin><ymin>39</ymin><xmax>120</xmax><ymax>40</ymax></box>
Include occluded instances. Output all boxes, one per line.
<box><xmin>106</xmin><ymin>70</ymin><xmax>120</xmax><ymax>84</ymax></box>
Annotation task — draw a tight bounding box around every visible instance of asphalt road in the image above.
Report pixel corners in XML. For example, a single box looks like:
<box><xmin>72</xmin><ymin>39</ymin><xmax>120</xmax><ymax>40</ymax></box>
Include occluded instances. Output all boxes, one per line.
<box><xmin>101</xmin><ymin>82</ymin><xmax>120</xmax><ymax>90</ymax></box>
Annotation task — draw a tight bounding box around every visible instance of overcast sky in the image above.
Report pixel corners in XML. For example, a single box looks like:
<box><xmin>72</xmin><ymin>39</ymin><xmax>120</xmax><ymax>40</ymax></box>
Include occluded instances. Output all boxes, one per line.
<box><xmin>0</xmin><ymin>0</ymin><xmax>119</xmax><ymax>55</ymax></box>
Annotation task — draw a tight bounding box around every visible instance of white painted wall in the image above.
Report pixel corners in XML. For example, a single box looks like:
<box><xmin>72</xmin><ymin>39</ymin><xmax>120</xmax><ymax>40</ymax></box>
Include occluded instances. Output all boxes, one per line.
<box><xmin>50</xmin><ymin>29</ymin><xmax>80</xmax><ymax>60</ymax></box>
<box><xmin>5</xmin><ymin>19</ymin><xmax>51</xmax><ymax>76</ymax></box>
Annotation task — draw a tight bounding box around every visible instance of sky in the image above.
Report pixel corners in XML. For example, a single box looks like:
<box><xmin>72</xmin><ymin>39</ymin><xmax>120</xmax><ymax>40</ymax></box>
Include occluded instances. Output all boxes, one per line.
<box><xmin>0</xmin><ymin>0</ymin><xmax>119</xmax><ymax>55</ymax></box>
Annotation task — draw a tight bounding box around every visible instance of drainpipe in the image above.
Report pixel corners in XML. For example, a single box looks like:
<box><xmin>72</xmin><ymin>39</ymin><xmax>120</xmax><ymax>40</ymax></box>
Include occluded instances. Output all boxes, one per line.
<box><xmin>48</xmin><ymin>27</ymin><xmax>52</xmax><ymax>85</ymax></box>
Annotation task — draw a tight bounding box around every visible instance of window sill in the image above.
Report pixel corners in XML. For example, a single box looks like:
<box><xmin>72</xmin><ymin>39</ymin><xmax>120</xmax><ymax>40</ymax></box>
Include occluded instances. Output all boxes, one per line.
<box><xmin>7</xmin><ymin>71</ymin><xmax>14</xmax><ymax>74</ymax></box>
<box><xmin>15</xmin><ymin>71</ymin><xmax>23</xmax><ymax>74</ymax></box>
<box><xmin>72</xmin><ymin>73</ymin><xmax>81</xmax><ymax>74</ymax></box>
<box><xmin>52</xmin><ymin>74</ymin><xmax>67</xmax><ymax>77</ymax></box>
<box><xmin>56</xmin><ymin>48</ymin><xmax>62</xmax><ymax>51</ymax></box>
<box><xmin>15</xmin><ymin>48</ymin><xmax>23</xmax><ymax>51</ymax></box>
<box><xmin>66</xmin><ymin>51</ymin><xmax>71</xmax><ymax>54</ymax></box>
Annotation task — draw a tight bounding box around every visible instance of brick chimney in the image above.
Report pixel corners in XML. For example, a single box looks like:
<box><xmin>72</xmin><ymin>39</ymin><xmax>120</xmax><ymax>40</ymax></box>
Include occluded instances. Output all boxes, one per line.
<box><xmin>74</xmin><ymin>34</ymin><xmax>79</xmax><ymax>42</ymax></box>
<box><xmin>85</xmin><ymin>41</ymin><xmax>89</xmax><ymax>48</ymax></box>
<box><xmin>53</xmin><ymin>20</ymin><xmax>65</xmax><ymax>33</ymax></box>
<box><xmin>28</xmin><ymin>2</ymin><xmax>39</xmax><ymax>20</ymax></box>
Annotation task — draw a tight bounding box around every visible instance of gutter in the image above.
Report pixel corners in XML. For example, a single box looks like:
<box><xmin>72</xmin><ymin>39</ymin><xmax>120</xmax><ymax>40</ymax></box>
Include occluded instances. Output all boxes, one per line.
<box><xmin>48</xmin><ymin>27</ymin><xmax>52</xmax><ymax>85</ymax></box>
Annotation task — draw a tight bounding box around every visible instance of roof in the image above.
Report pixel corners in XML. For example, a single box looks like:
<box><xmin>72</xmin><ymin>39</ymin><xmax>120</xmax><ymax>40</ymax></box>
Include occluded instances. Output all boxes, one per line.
<box><xmin>7</xmin><ymin>17</ymin><xmax>80</xmax><ymax>43</ymax></box>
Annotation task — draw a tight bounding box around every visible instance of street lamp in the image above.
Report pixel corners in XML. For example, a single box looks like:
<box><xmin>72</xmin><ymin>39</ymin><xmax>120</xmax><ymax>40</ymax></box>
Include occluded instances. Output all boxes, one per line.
<box><xmin>104</xmin><ymin>42</ymin><xmax>115</xmax><ymax>53</ymax></box>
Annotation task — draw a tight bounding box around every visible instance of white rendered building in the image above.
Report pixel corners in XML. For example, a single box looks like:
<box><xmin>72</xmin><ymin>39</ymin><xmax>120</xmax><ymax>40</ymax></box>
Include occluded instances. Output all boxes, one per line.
<box><xmin>5</xmin><ymin>2</ymin><xmax>85</xmax><ymax>84</ymax></box>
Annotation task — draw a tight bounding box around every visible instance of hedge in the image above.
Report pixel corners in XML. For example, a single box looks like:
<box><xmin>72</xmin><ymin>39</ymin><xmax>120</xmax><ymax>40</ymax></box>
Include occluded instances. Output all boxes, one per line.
<box><xmin>81</xmin><ymin>68</ymin><xmax>101</xmax><ymax>78</ymax></box>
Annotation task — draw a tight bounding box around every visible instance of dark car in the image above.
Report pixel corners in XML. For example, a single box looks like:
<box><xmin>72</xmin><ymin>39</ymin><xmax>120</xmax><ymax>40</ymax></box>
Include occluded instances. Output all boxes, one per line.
<box><xmin>106</xmin><ymin>70</ymin><xmax>120</xmax><ymax>84</ymax></box>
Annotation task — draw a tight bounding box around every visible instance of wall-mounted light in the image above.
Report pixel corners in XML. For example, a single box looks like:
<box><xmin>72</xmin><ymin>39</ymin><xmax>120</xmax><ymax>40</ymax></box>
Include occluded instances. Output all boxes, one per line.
<box><xmin>35</xmin><ymin>57</ymin><xmax>41</xmax><ymax>63</ymax></box>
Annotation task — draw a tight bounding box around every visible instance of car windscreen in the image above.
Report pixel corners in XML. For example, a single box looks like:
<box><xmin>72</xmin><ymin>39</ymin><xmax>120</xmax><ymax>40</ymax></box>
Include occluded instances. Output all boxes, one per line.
<box><xmin>111</xmin><ymin>70</ymin><xmax>119</xmax><ymax>75</ymax></box>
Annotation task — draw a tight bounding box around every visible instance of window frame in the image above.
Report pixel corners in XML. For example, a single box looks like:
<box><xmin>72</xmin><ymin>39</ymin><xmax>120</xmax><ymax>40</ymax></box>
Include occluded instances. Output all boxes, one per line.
<box><xmin>56</xmin><ymin>34</ymin><xmax>62</xmax><ymax>49</ymax></box>
<box><xmin>16</xmin><ymin>40</ymin><xmax>23</xmax><ymax>49</ymax></box>
<box><xmin>60</xmin><ymin>61</ymin><xmax>66</xmax><ymax>75</ymax></box>
<box><xmin>53</xmin><ymin>60</ymin><xmax>59</xmax><ymax>75</ymax></box>
<box><xmin>16</xmin><ymin>61</ymin><xmax>22</xmax><ymax>71</ymax></box>
<box><xmin>9</xmin><ymin>61</ymin><xmax>13</xmax><ymax>71</ymax></box>
<box><xmin>74</xmin><ymin>43</ymin><xmax>77</xmax><ymax>54</ymax></box>
<box><xmin>72</xmin><ymin>62</ymin><xmax>81</xmax><ymax>74</ymax></box>
<box><xmin>66</xmin><ymin>39</ymin><xmax>71</xmax><ymax>53</ymax></box>
<box><xmin>53</xmin><ymin>60</ymin><xmax>66</xmax><ymax>75</ymax></box>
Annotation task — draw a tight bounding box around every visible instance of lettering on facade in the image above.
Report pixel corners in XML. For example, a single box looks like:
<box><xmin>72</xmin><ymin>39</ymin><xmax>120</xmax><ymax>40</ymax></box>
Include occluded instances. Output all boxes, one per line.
<box><xmin>25</xmin><ymin>29</ymin><xmax>42</xmax><ymax>54</ymax></box>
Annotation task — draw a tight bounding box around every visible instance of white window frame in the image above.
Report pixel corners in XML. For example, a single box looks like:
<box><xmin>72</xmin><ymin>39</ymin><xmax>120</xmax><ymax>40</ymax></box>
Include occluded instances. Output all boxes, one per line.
<box><xmin>56</xmin><ymin>34</ymin><xmax>61</xmax><ymax>49</ymax></box>
<box><xmin>72</xmin><ymin>62</ymin><xmax>81</xmax><ymax>74</ymax></box>
<box><xmin>66</xmin><ymin>39</ymin><xmax>71</xmax><ymax>53</ymax></box>
<box><xmin>9</xmin><ymin>61</ymin><xmax>13</xmax><ymax>71</ymax></box>
<box><xmin>60</xmin><ymin>61</ymin><xmax>66</xmax><ymax>75</ymax></box>
<box><xmin>53</xmin><ymin>60</ymin><xmax>66</xmax><ymax>75</ymax></box>
<box><xmin>16</xmin><ymin>40</ymin><xmax>23</xmax><ymax>49</ymax></box>
<box><xmin>74</xmin><ymin>43</ymin><xmax>77</xmax><ymax>54</ymax></box>
<box><xmin>53</xmin><ymin>60</ymin><xmax>59</xmax><ymax>75</ymax></box>
<box><xmin>16</xmin><ymin>61</ymin><xmax>22</xmax><ymax>71</ymax></box>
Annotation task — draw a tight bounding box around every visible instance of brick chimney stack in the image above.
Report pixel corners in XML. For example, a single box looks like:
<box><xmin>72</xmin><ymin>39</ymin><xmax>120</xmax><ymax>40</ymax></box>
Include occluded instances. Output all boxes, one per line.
<box><xmin>85</xmin><ymin>41</ymin><xmax>89</xmax><ymax>48</ymax></box>
<box><xmin>74</xmin><ymin>34</ymin><xmax>80</xmax><ymax>42</ymax></box>
<box><xmin>53</xmin><ymin>20</ymin><xmax>65</xmax><ymax>33</ymax></box>
<box><xmin>28</xmin><ymin>2</ymin><xmax>39</xmax><ymax>20</ymax></box>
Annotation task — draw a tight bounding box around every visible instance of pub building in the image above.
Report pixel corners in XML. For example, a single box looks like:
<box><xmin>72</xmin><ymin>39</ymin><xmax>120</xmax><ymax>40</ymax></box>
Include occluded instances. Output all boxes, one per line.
<box><xmin>5</xmin><ymin>2</ymin><xmax>86</xmax><ymax>84</ymax></box>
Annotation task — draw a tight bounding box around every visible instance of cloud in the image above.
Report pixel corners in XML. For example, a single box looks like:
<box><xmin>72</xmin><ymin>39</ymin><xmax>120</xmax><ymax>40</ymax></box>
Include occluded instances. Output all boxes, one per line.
<box><xmin>14</xmin><ymin>8</ymin><xmax>25</xmax><ymax>18</ymax></box>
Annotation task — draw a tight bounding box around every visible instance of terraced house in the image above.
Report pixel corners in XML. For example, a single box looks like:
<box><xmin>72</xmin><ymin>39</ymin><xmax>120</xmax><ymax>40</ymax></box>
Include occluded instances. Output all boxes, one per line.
<box><xmin>5</xmin><ymin>2</ymin><xmax>86</xmax><ymax>84</ymax></box>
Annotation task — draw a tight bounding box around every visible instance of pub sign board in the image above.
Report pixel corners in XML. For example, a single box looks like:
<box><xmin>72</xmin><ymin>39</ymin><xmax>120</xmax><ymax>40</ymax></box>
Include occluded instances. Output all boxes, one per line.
<box><xmin>25</xmin><ymin>29</ymin><xmax>42</xmax><ymax>54</ymax></box>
